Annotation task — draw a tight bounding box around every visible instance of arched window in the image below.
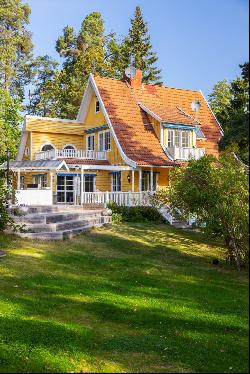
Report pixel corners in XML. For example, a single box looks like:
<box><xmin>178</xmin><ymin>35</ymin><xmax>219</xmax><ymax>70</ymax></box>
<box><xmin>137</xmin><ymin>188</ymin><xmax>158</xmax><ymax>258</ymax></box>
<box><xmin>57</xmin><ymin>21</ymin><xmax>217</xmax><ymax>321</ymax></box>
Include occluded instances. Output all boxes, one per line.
<box><xmin>63</xmin><ymin>145</ymin><xmax>76</xmax><ymax>150</ymax></box>
<box><xmin>41</xmin><ymin>144</ymin><xmax>54</xmax><ymax>152</ymax></box>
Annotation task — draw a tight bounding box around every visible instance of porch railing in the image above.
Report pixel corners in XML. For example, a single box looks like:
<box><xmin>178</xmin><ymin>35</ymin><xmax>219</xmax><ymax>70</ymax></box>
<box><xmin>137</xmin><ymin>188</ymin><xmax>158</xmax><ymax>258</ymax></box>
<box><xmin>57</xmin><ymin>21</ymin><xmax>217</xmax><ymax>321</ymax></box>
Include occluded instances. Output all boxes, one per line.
<box><xmin>82</xmin><ymin>192</ymin><xmax>151</xmax><ymax>206</ymax></box>
<box><xmin>35</xmin><ymin>149</ymin><xmax>107</xmax><ymax>160</ymax></box>
<box><xmin>166</xmin><ymin>146</ymin><xmax>205</xmax><ymax>161</ymax></box>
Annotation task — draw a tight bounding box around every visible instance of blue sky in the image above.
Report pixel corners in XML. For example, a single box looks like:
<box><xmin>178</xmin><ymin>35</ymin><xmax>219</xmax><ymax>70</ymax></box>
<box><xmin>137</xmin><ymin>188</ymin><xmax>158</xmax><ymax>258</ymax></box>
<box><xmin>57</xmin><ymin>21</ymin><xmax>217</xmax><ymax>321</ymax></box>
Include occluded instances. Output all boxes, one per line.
<box><xmin>26</xmin><ymin>0</ymin><xmax>249</xmax><ymax>97</ymax></box>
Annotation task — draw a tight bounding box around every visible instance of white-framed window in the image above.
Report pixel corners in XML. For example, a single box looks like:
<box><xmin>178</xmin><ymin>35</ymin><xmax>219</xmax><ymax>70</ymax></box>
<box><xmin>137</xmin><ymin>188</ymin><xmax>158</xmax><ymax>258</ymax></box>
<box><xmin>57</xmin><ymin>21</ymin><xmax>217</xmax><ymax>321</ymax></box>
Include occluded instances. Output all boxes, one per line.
<box><xmin>181</xmin><ymin>131</ymin><xmax>190</xmax><ymax>147</ymax></box>
<box><xmin>24</xmin><ymin>147</ymin><xmax>29</xmax><ymax>157</ymax></box>
<box><xmin>86</xmin><ymin>135</ymin><xmax>95</xmax><ymax>151</ymax></box>
<box><xmin>32</xmin><ymin>174</ymin><xmax>47</xmax><ymax>188</ymax></box>
<box><xmin>95</xmin><ymin>99</ymin><xmax>100</xmax><ymax>113</ymax></box>
<box><xmin>167</xmin><ymin>130</ymin><xmax>174</xmax><ymax>147</ymax></box>
<box><xmin>112</xmin><ymin>172</ymin><xmax>121</xmax><ymax>192</ymax></box>
<box><xmin>142</xmin><ymin>171</ymin><xmax>159</xmax><ymax>191</ymax></box>
<box><xmin>166</xmin><ymin>129</ymin><xmax>192</xmax><ymax>148</ymax></box>
<box><xmin>41</xmin><ymin>144</ymin><xmax>55</xmax><ymax>152</ymax></box>
<box><xmin>98</xmin><ymin>131</ymin><xmax>111</xmax><ymax>151</ymax></box>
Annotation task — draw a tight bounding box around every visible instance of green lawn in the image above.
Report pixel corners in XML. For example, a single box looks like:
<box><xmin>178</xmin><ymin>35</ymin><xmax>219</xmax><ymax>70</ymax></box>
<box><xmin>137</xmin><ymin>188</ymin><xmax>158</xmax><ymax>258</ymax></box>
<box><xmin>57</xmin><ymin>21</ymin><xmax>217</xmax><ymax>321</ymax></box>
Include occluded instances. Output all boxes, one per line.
<box><xmin>0</xmin><ymin>223</ymin><xmax>248</xmax><ymax>373</ymax></box>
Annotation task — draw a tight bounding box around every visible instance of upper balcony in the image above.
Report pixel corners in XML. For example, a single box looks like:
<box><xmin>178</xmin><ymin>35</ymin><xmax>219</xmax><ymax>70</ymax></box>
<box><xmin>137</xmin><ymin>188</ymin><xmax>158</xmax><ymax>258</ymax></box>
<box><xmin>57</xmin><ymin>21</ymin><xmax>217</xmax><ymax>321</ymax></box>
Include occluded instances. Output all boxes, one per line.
<box><xmin>166</xmin><ymin>146</ymin><xmax>205</xmax><ymax>161</ymax></box>
<box><xmin>35</xmin><ymin>149</ymin><xmax>107</xmax><ymax>161</ymax></box>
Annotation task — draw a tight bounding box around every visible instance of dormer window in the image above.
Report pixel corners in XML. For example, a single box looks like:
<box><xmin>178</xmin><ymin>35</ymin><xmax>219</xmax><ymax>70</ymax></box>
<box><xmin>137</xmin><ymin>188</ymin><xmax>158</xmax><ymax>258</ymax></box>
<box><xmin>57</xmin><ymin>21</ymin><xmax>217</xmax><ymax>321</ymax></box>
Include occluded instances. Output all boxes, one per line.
<box><xmin>95</xmin><ymin>99</ymin><xmax>100</xmax><ymax>113</ymax></box>
<box><xmin>166</xmin><ymin>129</ymin><xmax>192</xmax><ymax>148</ymax></box>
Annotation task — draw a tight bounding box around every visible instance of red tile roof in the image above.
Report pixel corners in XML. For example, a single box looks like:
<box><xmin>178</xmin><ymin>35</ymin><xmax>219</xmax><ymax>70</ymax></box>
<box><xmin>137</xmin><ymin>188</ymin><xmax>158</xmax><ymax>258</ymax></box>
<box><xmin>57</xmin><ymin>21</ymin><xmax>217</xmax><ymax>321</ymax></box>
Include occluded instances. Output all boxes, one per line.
<box><xmin>94</xmin><ymin>76</ymin><xmax>222</xmax><ymax>166</ymax></box>
<box><xmin>62</xmin><ymin>159</ymin><xmax>110</xmax><ymax>166</ymax></box>
<box><xmin>139</xmin><ymin>103</ymin><xmax>198</xmax><ymax>126</ymax></box>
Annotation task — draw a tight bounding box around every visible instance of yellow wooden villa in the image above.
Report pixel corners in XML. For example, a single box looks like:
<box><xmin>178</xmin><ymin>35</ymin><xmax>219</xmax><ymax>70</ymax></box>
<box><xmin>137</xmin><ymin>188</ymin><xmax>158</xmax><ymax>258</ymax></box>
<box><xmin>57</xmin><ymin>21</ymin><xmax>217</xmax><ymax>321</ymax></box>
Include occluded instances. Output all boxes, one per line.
<box><xmin>2</xmin><ymin>69</ymin><xmax>223</xmax><ymax>208</ymax></box>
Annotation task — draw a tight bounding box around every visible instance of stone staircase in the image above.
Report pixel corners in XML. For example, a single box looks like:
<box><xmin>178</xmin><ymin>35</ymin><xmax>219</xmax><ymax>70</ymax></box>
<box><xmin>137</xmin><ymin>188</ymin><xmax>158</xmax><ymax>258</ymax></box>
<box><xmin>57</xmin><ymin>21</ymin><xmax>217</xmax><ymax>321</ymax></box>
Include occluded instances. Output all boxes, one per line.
<box><xmin>10</xmin><ymin>205</ymin><xmax>112</xmax><ymax>240</ymax></box>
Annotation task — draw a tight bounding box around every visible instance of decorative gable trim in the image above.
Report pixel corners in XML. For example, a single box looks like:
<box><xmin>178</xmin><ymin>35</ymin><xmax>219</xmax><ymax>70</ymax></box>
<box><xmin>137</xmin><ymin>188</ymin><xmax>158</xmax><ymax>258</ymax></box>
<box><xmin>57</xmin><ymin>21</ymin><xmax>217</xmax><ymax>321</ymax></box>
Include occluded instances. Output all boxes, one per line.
<box><xmin>138</xmin><ymin>102</ymin><xmax>162</xmax><ymax>122</ymax></box>
<box><xmin>78</xmin><ymin>74</ymin><xmax>137</xmax><ymax>168</ymax></box>
<box><xmin>76</xmin><ymin>77</ymin><xmax>93</xmax><ymax>123</ymax></box>
<box><xmin>16</xmin><ymin>115</ymin><xmax>28</xmax><ymax>161</ymax></box>
<box><xmin>199</xmin><ymin>90</ymin><xmax>224</xmax><ymax>136</ymax></box>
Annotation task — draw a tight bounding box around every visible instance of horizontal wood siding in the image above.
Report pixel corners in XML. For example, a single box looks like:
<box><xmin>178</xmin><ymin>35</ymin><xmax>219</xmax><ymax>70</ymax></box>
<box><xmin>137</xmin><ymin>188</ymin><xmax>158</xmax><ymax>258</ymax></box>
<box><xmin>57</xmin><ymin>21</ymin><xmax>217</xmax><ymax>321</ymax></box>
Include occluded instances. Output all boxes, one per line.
<box><xmin>31</xmin><ymin>132</ymin><xmax>84</xmax><ymax>160</ymax></box>
<box><xmin>26</xmin><ymin>118</ymin><xmax>84</xmax><ymax>135</ymax></box>
<box><xmin>84</xmin><ymin>93</ymin><xmax>126</xmax><ymax>165</ymax></box>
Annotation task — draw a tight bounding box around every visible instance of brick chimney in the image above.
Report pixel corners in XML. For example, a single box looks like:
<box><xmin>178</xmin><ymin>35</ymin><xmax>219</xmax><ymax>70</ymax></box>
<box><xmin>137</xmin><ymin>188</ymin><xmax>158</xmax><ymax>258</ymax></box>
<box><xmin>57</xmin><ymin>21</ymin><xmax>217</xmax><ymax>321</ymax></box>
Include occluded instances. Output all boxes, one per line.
<box><xmin>125</xmin><ymin>69</ymin><xmax>143</xmax><ymax>89</ymax></box>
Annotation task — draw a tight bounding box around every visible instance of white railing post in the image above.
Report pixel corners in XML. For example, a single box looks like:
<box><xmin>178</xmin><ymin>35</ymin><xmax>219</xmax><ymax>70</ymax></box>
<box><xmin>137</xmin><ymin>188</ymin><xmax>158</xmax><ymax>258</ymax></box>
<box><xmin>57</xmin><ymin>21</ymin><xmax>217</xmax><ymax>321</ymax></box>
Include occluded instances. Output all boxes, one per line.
<box><xmin>105</xmin><ymin>191</ymin><xmax>109</xmax><ymax>206</ymax></box>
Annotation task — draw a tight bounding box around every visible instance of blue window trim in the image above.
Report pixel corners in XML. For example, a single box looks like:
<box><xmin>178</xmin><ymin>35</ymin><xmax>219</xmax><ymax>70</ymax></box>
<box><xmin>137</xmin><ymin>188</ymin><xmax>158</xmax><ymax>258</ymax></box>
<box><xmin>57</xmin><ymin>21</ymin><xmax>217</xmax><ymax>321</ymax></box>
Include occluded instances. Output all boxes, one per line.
<box><xmin>84</xmin><ymin>124</ymin><xmax>109</xmax><ymax>134</ymax></box>
<box><xmin>162</xmin><ymin>123</ymin><xmax>196</xmax><ymax>131</ymax></box>
<box><xmin>57</xmin><ymin>173</ymin><xmax>97</xmax><ymax>177</ymax></box>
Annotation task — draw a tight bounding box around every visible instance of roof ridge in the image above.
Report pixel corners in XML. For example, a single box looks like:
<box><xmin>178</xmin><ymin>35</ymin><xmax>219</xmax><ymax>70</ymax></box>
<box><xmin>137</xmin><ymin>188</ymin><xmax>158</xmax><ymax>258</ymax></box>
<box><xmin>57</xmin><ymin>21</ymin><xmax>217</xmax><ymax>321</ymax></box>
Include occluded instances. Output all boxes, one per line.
<box><xmin>93</xmin><ymin>75</ymin><xmax>201</xmax><ymax>93</ymax></box>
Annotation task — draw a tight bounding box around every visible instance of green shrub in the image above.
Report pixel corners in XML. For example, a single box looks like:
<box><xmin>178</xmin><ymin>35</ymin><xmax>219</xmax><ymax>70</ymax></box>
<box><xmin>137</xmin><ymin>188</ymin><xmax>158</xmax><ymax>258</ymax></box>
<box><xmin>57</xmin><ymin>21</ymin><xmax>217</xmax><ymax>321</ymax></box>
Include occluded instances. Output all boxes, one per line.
<box><xmin>112</xmin><ymin>212</ymin><xmax>123</xmax><ymax>223</ymax></box>
<box><xmin>0</xmin><ymin>178</ymin><xmax>13</xmax><ymax>231</ymax></box>
<box><xmin>107</xmin><ymin>202</ymin><xmax>164</xmax><ymax>223</ymax></box>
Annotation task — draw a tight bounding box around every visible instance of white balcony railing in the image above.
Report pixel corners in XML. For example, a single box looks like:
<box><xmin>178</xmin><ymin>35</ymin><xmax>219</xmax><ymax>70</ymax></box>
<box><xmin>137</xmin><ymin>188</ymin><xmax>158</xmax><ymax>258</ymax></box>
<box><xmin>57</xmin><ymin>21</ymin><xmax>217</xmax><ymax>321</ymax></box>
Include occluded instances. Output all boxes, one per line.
<box><xmin>166</xmin><ymin>146</ymin><xmax>205</xmax><ymax>161</ymax></box>
<box><xmin>82</xmin><ymin>191</ymin><xmax>151</xmax><ymax>206</ymax></box>
<box><xmin>35</xmin><ymin>149</ymin><xmax>107</xmax><ymax>161</ymax></box>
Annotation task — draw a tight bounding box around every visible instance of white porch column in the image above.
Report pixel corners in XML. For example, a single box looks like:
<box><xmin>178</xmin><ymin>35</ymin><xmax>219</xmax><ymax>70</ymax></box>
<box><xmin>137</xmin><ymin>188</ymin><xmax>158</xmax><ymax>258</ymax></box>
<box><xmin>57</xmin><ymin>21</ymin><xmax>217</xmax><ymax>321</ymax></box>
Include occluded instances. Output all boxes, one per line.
<box><xmin>138</xmin><ymin>169</ymin><xmax>142</xmax><ymax>192</ymax></box>
<box><xmin>17</xmin><ymin>169</ymin><xmax>21</xmax><ymax>190</ymax></box>
<box><xmin>50</xmin><ymin>172</ymin><xmax>53</xmax><ymax>204</ymax></box>
<box><xmin>50</xmin><ymin>172</ymin><xmax>53</xmax><ymax>189</ymax></box>
<box><xmin>131</xmin><ymin>169</ymin><xmax>135</xmax><ymax>192</ymax></box>
<box><xmin>150</xmin><ymin>168</ymin><xmax>153</xmax><ymax>192</ymax></box>
<box><xmin>81</xmin><ymin>166</ymin><xmax>84</xmax><ymax>204</ymax></box>
<box><xmin>81</xmin><ymin>166</ymin><xmax>85</xmax><ymax>204</ymax></box>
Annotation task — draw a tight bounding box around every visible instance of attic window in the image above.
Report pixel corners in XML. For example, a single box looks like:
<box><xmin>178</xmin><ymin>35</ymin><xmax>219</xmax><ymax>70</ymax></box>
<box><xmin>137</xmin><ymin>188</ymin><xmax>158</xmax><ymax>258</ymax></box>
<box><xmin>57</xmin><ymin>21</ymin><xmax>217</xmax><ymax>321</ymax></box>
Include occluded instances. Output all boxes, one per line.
<box><xmin>95</xmin><ymin>99</ymin><xmax>100</xmax><ymax>113</ymax></box>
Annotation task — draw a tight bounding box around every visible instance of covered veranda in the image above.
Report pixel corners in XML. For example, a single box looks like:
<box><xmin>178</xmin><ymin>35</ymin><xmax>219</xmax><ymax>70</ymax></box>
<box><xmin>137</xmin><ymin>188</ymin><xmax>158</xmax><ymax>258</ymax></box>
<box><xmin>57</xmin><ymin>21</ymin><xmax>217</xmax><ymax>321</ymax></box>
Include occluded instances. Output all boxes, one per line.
<box><xmin>0</xmin><ymin>160</ymin><xmax>169</xmax><ymax>206</ymax></box>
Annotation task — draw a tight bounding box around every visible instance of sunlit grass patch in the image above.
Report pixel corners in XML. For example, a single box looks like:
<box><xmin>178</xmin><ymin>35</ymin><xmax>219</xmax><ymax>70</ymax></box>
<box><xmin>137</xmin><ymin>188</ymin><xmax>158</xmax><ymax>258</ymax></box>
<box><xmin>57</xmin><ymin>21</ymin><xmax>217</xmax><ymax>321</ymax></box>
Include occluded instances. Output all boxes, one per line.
<box><xmin>0</xmin><ymin>223</ymin><xmax>248</xmax><ymax>373</ymax></box>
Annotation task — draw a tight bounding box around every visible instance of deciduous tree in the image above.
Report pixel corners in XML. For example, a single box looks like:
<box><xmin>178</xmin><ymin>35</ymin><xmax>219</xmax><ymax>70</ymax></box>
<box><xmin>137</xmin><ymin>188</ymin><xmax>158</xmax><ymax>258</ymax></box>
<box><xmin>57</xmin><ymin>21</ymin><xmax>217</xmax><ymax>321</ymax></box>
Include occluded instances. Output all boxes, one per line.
<box><xmin>0</xmin><ymin>0</ymin><xmax>33</xmax><ymax>100</ymax></box>
<box><xmin>155</xmin><ymin>150</ymin><xmax>249</xmax><ymax>270</ymax></box>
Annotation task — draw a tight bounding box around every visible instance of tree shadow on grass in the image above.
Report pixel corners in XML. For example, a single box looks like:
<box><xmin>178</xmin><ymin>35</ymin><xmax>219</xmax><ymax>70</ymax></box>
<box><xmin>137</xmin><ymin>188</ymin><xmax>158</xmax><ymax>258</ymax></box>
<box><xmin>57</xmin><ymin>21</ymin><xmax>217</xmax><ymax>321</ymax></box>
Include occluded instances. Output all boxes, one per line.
<box><xmin>0</xmin><ymin>225</ymin><xmax>248</xmax><ymax>373</ymax></box>
<box><xmin>0</xmin><ymin>295</ymin><xmax>248</xmax><ymax>373</ymax></box>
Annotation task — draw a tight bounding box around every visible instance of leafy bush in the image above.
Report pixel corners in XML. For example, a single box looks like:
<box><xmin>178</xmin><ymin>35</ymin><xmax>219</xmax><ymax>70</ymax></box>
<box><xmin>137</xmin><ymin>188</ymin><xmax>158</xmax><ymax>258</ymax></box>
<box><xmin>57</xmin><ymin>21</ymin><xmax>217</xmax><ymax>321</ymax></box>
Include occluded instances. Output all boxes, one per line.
<box><xmin>0</xmin><ymin>177</ymin><xmax>14</xmax><ymax>231</ymax></box>
<box><xmin>107</xmin><ymin>202</ymin><xmax>164</xmax><ymax>223</ymax></box>
<box><xmin>154</xmin><ymin>150</ymin><xmax>249</xmax><ymax>270</ymax></box>
<box><xmin>111</xmin><ymin>212</ymin><xmax>123</xmax><ymax>223</ymax></box>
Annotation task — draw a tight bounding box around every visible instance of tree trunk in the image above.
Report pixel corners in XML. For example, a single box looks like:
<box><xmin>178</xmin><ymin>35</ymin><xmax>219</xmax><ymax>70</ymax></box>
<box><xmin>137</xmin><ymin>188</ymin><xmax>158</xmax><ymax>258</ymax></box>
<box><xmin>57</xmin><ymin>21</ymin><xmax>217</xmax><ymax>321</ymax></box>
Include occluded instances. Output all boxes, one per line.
<box><xmin>231</xmin><ymin>237</ymin><xmax>242</xmax><ymax>271</ymax></box>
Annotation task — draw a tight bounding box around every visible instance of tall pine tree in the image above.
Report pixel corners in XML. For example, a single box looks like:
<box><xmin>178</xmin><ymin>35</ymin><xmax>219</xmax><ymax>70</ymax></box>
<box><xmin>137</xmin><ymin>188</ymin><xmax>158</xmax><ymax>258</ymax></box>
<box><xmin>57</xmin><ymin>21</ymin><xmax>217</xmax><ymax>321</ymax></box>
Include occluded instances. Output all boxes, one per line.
<box><xmin>108</xmin><ymin>6</ymin><xmax>162</xmax><ymax>84</ymax></box>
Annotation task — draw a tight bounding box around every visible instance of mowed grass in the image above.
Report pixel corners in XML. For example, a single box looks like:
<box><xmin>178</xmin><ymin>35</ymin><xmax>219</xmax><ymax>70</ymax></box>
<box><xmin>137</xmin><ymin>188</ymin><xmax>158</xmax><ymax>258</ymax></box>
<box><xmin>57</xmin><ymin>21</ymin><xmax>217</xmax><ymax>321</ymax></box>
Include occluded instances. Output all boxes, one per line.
<box><xmin>0</xmin><ymin>223</ymin><xmax>248</xmax><ymax>373</ymax></box>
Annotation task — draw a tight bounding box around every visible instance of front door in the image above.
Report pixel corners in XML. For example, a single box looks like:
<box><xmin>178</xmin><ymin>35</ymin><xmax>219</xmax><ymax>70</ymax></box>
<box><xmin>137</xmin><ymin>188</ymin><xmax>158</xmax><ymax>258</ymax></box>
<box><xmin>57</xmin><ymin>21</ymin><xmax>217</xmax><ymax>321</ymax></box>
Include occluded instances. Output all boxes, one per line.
<box><xmin>57</xmin><ymin>175</ymin><xmax>74</xmax><ymax>203</ymax></box>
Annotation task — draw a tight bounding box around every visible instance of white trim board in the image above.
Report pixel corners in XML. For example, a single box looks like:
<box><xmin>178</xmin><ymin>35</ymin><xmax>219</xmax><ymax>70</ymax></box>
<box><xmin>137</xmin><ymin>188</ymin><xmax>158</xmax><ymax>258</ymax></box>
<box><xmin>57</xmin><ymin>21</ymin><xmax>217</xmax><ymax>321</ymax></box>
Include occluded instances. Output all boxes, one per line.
<box><xmin>137</xmin><ymin>102</ymin><xmax>162</xmax><ymax>122</ymax></box>
<box><xmin>26</xmin><ymin>115</ymin><xmax>79</xmax><ymax>124</ymax></box>
<box><xmin>67</xmin><ymin>164</ymin><xmax>133</xmax><ymax>171</ymax></box>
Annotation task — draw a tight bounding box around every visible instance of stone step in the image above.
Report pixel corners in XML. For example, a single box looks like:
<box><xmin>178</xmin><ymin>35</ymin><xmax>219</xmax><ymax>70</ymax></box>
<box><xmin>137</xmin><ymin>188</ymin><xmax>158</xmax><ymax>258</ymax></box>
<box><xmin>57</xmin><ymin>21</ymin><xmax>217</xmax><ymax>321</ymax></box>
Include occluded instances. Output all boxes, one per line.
<box><xmin>81</xmin><ymin>203</ymin><xmax>105</xmax><ymax>209</ymax></box>
<box><xmin>14</xmin><ymin>205</ymin><xmax>89</xmax><ymax>214</ymax></box>
<box><xmin>18</xmin><ymin>216</ymin><xmax>112</xmax><ymax>240</ymax></box>
<box><xmin>13</xmin><ymin>210</ymin><xmax>106</xmax><ymax>224</ymax></box>
<box><xmin>22</xmin><ymin>215</ymin><xmax>111</xmax><ymax>233</ymax></box>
